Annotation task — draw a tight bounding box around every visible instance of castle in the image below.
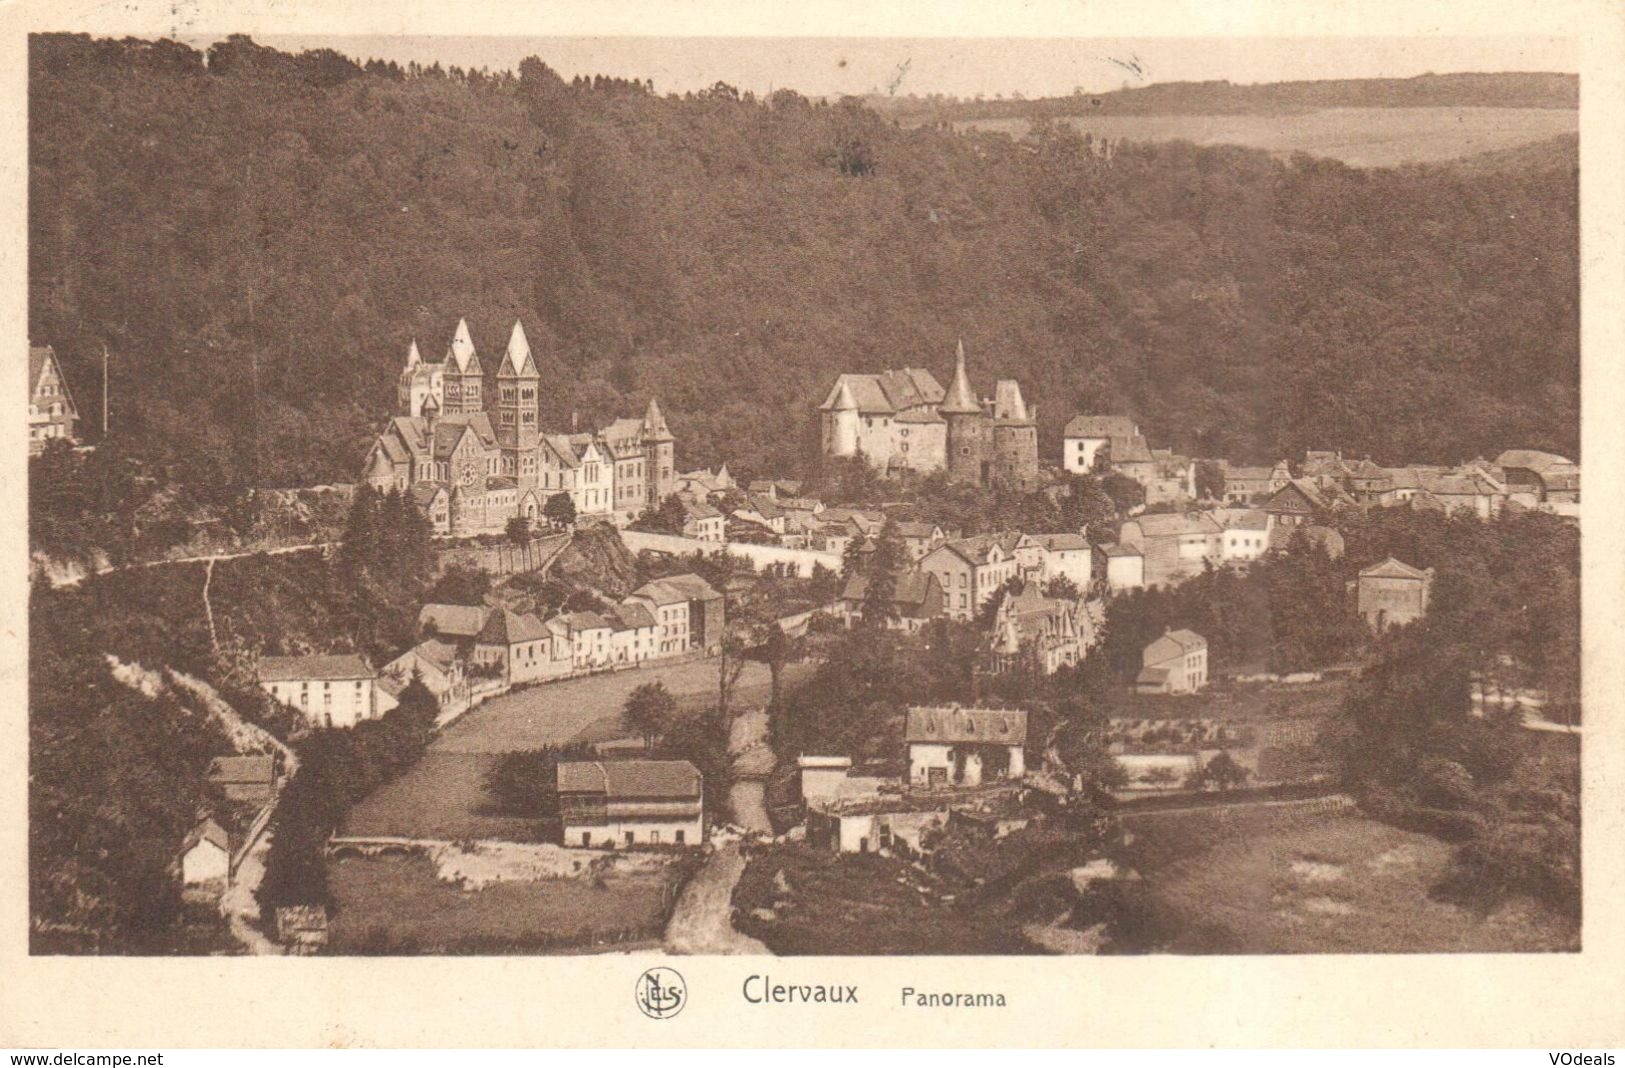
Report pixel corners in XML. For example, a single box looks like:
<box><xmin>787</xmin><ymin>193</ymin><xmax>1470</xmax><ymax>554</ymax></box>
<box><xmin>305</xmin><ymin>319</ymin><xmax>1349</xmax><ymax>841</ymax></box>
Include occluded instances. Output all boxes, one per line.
<box><xmin>818</xmin><ymin>341</ymin><xmax>1038</xmax><ymax>492</ymax></box>
<box><xmin>362</xmin><ymin>318</ymin><xmax>675</xmax><ymax>536</ymax></box>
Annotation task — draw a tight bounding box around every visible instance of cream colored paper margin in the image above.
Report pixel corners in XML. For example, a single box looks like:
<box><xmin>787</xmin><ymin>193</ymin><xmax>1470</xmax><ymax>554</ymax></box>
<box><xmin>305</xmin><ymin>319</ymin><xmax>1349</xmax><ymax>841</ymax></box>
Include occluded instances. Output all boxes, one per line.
<box><xmin>0</xmin><ymin>0</ymin><xmax>1620</xmax><ymax>1049</ymax></box>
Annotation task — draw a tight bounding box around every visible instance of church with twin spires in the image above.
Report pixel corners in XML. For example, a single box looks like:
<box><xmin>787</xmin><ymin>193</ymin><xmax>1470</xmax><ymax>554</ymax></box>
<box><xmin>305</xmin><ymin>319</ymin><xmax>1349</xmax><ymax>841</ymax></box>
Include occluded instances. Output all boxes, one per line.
<box><xmin>362</xmin><ymin>318</ymin><xmax>676</xmax><ymax>537</ymax></box>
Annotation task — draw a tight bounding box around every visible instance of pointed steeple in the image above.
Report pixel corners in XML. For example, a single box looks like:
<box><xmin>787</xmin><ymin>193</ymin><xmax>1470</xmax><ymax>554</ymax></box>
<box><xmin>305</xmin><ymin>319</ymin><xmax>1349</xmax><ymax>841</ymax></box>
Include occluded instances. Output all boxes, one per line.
<box><xmin>940</xmin><ymin>338</ymin><xmax>980</xmax><ymax>414</ymax></box>
<box><xmin>405</xmin><ymin>338</ymin><xmax>422</xmax><ymax>368</ymax></box>
<box><xmin>448</xmin><ymin>318</ymin><xmax>477</xmax><ymax>371</ymax></box>
<box><xmin>500</xmin><ymin>319</ymin><xmax>537</xmax><ymax>378</ymax></box>
<box><xmin>642</xmin><ymin>396</ymin><xmax>673</xmax><ymax>442</ymax></box>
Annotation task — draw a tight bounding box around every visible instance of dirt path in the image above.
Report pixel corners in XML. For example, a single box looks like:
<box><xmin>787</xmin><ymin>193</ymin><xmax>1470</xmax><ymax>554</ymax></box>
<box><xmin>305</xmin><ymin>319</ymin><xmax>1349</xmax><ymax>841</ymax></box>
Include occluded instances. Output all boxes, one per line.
<box><xmin>664</xmin><ymin>839</ymin><xmax>769</xmax><ymax>955</ymax></box>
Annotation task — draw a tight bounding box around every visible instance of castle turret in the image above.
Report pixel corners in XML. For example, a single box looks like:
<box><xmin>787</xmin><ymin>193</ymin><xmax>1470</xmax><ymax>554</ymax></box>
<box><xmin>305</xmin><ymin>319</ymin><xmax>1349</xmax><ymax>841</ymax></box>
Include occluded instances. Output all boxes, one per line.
<box><xmin>442</xmin><ymin>317</ymin><xmax>484</xmax><ymax>415</ymax></box>
<box><xmin>495</xmin><ymin>319</ymin><xmax>540</xmax><ymax>448</ymax></box>
<box><xmin>942</xmin><ymin>339</ymin><xmax>988</xmax><ymax>486</ymax></box>
<box><xmin>823</xmin><ymin>379</ymin><xmax>860</xmax><ymax>457</ymax></box>
<box><xmin>991</xmin><ymin>378</ymin><xmax>1039</xmax><ymax>492</ymax></box>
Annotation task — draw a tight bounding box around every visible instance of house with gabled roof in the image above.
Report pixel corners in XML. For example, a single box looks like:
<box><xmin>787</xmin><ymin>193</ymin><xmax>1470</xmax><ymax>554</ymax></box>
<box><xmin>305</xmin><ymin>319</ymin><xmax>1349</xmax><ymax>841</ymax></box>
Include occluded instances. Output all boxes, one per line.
<box><xmin>259</xmin><ymin>654</ymin><xmax>395</xmax><ymax>728</ymax></box>
<box><xmin>1062</xmin><ymin>414</ymin><xmax>1139</xmax><ymax>474</ymax></box>
<box><xmin>29</xmin><ymin>343</ymin><xmax>80</xmax><ymax>455</ymax></box>
<box><xmin>838</xmin><ymin>568</ymin><xmax>945</xmax><ymax>631</ymax></box>
<box><xmin>986</xmin><ymin>582</ymin><xmax>1097</xmax><ymax>675</ymax></box>
<box><xmin>179</xmin><ymin>818</ymin><xmax>231</xmax><ymax>891</ymax></box>
<box><xmin>1136</xmin><ymin>629</ymin><xmax>1209</xmax><ymax>695</ymax></box>
<box><xmin>1352</xmin><ymin>557</ymin><xmax>1433</xmax><ymax>632</ymax></box>
<box><xmin>475</xmin><ymin>608</ymin><xmax>552</xmax><ymax>684</ymax></box>
<box><xmin>905</xmin><ymin>705</ymin><xmax>1028</xmax><ymax>789</ymax></box>
<box><xmin>919</xmin><ymin>533</ymin><xmax>1024</xmax><ymax>621</ymax></box>
<box><xmin>1118</xmin><ymin>512</ymin><xmax>1223</xmax><ymax>588</ymax></box>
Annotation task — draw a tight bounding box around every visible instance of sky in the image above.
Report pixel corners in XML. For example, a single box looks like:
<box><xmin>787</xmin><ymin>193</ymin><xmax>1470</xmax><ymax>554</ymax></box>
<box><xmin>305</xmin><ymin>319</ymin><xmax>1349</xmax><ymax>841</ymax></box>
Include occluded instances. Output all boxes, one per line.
<box><xmin>184</xmin><ymin>35</ymin><xmax>1578</xmax><ymax>100</ymax></box>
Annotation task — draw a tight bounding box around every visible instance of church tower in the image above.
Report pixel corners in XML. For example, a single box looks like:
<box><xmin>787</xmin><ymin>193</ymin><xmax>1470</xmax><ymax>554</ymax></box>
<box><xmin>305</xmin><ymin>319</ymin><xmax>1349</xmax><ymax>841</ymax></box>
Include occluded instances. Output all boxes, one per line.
<box><xmin>640</xmin><ymin>396</ymin><xmax>675</xmax><ymax>509</ymax></box>
<box><xmin>494</xmin><ymin>319</ymin><xmax>540</xmax><ymax>449</ymax></box>
<box><xmin>441</xmin><ymin>318</ymin><xmax>484</xmax><ymax>415</ymax></box>
<box><xmin>941</xmin><ymin>339</ymin><xmax>988</xmax><ymax>487</ymax></box>
<box><xmin>397</xmin><ymin>338</ymin><xmax>443</xmax><ymax>417</ymax></box>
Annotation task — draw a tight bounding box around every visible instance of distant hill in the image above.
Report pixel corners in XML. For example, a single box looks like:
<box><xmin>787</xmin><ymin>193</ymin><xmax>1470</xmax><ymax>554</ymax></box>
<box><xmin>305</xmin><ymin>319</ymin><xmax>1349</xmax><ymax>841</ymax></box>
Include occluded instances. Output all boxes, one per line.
<box><xmin>868</xmin><ymin>71</ymin><xmax>1579</xmax><ymax>125</ymax></box>
<box><xmin>29</xmin><ymin>36</ymin><xmax>1579</xmax><ymax>495</ymax></box>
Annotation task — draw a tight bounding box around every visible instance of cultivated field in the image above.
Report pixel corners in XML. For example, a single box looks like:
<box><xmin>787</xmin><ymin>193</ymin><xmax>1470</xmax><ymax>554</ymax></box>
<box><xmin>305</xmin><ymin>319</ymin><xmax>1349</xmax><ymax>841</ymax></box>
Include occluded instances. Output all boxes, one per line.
<box><xmin>326</xmin><ymin>849</ymin><xmax>693</xmax><ymax>954</ymax></box>
<box><xmin>1127</xmin><ymin>808</ymin><xmax>1579</xmax><ymax>954</ymax></box>
<box><xmin>951</xmin><ymin>107</ymin><xmax>1577</xmax><ymax>168</ymax></box>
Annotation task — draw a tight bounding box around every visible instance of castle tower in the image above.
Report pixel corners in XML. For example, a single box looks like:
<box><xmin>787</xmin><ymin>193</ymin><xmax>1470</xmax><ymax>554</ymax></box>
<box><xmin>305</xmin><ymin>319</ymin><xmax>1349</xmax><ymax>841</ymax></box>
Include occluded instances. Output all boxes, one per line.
<box><xmin>441</xmin><ymin>318</ymin><xmax>484</xmax><ymax>415</ymax></box>
<box><xmin>990</xmin><ymin>378</ymin><xmax>1039</xmax><ymax>492</ymax></box>
<box><xmin>494</xmin><ymin>319</ymin><xmax>540</xmax><ymax>449</ymax></box>
<box><xmin>397</xmin><ymin>338</ymin><xmax>443</xmax><ymax>417</ymax></box>
<box><xmin>641</xmin><ymin>396</ymin><xmax>676</xmax><ymax>508</ymax></box>
<box><xmin>823</xmin><ymin>379</ymin><xmax>860</xmax><ymax>457</ymax></box>
<box><xmin>941</xmin><ymin>339</ymin><xmax>988</xmax><ymax>487</ymax></box>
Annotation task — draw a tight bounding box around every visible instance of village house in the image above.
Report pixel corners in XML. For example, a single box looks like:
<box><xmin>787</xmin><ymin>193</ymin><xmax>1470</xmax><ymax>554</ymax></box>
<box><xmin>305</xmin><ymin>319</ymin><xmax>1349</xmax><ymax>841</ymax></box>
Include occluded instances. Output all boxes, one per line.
<box><xmin>609</xmin><ymin>602</ymin><xmax>660</xmax><ymax>666</ymax></box>
<box><xmin>178</xmin><ymin>818</ymin><xmax>231</xmax><ymax>893</ymax></box>
<box><xmin>893</xmin><ymin>520</ymin><xmax>947</xmax><ymax>561</ymax></box>
<box><xmin>556</xmin><ymin>611</ymin><xmax>614</xmax><ymax>670</ymax></box>
<box><xmin>557</xmin><ymin>759</ymin><xmax>704</xmax><ymax>849</ymax></box>
<box><xmin>906</xmin><ymin>705</ymin><xmax>1029</xmax><ymax>789</ymax></box>
<box><xmin>986</xmin><ymin>583</ymin><xmax>1098</xmax><ymax>675</ymax></box>
<box><xmin>28</xmin><ymin>343</ymin><xmax>80</xmax><ymax>455</ymax></box>
<box><xmin>1032</xmin><ymin>532</ymin><xmax>1092</xmax><ymax>590</ymax></box>
<box><xmin>1061</xmin><ymin>414</ymin><xmax>1139</xmax><ymax>474</ymax></box>
<box><xmin>418</xmin><ymin>602</ymin><xmax>490</xmax><ymax>646</ymax></box>
<box><xmin>673</xmin><ymin>465</ymin><xmax>735</xmax><ymax>499</ymax></box>
<box><xmin>474</xmin><ymin>608</ymin><xmax>551</xmax><ymax>685</ymax></box>
<box><xmin>919</xmin><ymin>532</ymin><xmax>1026</xmax><ymax>621</ymax></box>
<box><xmin>805</xmin><ymin>798</ymin><xmax>948</xmax><ymax>856</ymax></box>
<box><xmin>207</xmin><ymin>755</ymin><xmax>280</xmax><ymax>805</ymax></box>
<box><xmin>623</xmin><ymin>580</ymin><xmax>690</xmax><ymax>655</ymax></box>
<box><xmin>1263</xmin><ymin>478</ymin><xmax>1351</xmax><ymax>548</ymax></box>
<box><xmin>838</xmin><ymin>568</ymin><xmax>946</xmax><ymax>631</ymax></box>
<box><xmin>1095</xmin><ymin>542</ymin><xmax>1146</xmax><ymax>593</ymax></box>
<box><xmin>1352</xmin><ymin>557</ymin><xmax>1433</xmax><ymax>632</ymax></box>
<box><xmin>1495</xmin><ymin>449</ymin><xmax>1579</xmax><ymax>506</ymax></box>
<box><xmin>1221</xmin><ymin>460</ymin><xmax>1291</xmax><ymax>504</ymax></box>
<box><xmin>381</xmin><ymin>637</ymin><xmax>470</xmax><ymax>708</ymax></box>
<box><xmin>1136</xmin><ymin>629</ymin><xmax>1209</xmax><ymax>695</ymax></box>
<box><xmin>1213</xmin><ymin>508</ymin><xmax>1271</xmax><ymax>564</ymax></box>
<box><xmin>1117</xmin><ymin>512</ymin><xmax>1223</xmax><ymax>588</ymax></box>
<box><xmin>733</xmin><ymin>493</ymin><xmax>787</xmax><ymax>535</ymax></box>
<box><xmin>1414</xmin><ymin>471</ymin><xmax>1506</xmax><ymax>519</ymax></box>
<box><xmin>1146</xmin><ymin>448</ymin><xmax>1198</xmax><ymax>507</ymax></box>
<box><xmin>259</xmin><ymin>654</ymin><xmax>395</xmax><ymax>729</ymax></box>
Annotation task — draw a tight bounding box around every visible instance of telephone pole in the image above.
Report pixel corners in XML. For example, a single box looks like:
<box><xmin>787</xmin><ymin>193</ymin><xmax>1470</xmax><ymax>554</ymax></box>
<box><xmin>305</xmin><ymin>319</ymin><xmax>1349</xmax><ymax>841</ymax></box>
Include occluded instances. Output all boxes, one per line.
<box><xmin>101</xmin><ymin>344</ymin><xmax>109</xmax><ymax>437</ymax></box>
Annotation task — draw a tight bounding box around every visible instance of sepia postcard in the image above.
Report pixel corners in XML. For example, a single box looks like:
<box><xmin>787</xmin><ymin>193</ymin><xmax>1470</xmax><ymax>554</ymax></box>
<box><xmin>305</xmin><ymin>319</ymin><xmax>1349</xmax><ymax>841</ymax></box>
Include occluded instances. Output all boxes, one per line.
<box><xmin>2</xmin><ymin>0</ymin><xmax>1623</xmax><ymax>1050</ymax></box>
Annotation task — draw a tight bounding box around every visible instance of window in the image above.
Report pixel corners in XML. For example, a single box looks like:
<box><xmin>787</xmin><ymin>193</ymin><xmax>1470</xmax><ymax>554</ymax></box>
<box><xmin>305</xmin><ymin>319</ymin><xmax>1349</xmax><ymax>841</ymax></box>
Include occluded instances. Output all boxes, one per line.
<box><xmin>650</xmin><ymin>830</ymin><xmax>661</xmax><ymax>844</ymax></box>
<box><xmin>624</xmin><ymin>831</ymin><xmax>635</xmax><ymax>846</ymax></box>
<box><xmin>581</xmin><ymin>831</ymin><xmax>592</xmax><ymax>846</ymax></box>
<box><xmin>674</xmin><ymin>829</ymin><xmax>685</xmax><ymax>845</ymax></box>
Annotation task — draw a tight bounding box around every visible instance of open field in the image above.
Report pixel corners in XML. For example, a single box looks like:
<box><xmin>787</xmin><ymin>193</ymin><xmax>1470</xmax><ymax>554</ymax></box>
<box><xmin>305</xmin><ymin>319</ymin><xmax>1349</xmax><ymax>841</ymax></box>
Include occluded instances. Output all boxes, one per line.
<box><xmin>345</xmin><ymin>658</ymin><xmax>813</xmax><ymax>840</ymax></box>
<box><xmin>950</xmin><ymin>107</ymin><xmax>1577</xmax><ymax>168</ymax></box>
<box><xmin>1127</xmin><ymin>808</ymin><xmax>1578</xmax><ymax>954</ymax></box>
<box><xmin>326</xmin><ymin>850</ymin><xmax>692</xmax><ymax>954</ymax></box>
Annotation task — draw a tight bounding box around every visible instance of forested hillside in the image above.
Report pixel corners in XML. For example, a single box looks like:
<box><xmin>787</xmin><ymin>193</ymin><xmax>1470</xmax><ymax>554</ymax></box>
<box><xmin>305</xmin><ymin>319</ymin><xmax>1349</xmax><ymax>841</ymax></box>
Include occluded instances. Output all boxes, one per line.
<box><xmin>30</xmin><ymin>35</ymin><xmax>1578</xmax><ymax>495</ymax></box>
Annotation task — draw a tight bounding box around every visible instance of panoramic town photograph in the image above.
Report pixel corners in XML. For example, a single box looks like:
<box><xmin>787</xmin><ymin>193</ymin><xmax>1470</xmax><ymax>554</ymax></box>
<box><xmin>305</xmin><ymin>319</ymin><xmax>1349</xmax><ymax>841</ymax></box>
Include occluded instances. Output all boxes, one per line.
<box><xmin>26</xmin><ymin>31</ymin><xmax>1581</xmax><ymax>958</ymax></box>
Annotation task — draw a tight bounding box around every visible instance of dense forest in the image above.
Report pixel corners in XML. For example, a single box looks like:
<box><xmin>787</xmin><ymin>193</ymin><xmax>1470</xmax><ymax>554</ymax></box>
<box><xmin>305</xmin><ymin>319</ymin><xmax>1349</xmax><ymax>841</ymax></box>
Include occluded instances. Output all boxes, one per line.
<box><xmin>30</xmin><ymin>35</ymin><xmax>1578</xmax><ymax>498</ymax></box>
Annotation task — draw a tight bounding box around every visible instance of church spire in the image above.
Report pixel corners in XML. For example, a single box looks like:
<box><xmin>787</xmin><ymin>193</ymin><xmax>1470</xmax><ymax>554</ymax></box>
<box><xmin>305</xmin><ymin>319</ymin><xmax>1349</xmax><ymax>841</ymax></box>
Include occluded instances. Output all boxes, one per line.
<box><xmin>940</xmin><ymin>337</ymin><xmax>980</xmax><ymax>414</ymax></box>
<box><xmin>501</xmin><ymin>319</ymin><xmax>537</xmax><ymax>378</ymax></box>
<box><xmin>448</xmin><ymin>318</ymin><xmax>476</xmax><ymax>371</ymax></box>
<box><xmin>642</xmin><ymin>396</ymin><xmax>673</xmax><ymax>441</ymax></box>
<box><xmin>405</xmin><ymin>338</ymin><xmax>422</xmax><ymax>368</ymax></box>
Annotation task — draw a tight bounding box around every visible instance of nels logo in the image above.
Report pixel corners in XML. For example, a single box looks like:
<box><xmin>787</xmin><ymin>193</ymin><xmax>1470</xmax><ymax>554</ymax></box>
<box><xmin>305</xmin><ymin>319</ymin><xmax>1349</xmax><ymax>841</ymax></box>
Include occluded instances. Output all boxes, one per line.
<box><xmin>635</xmin><ymin>967</ymin><xmax>687</xmax><ymax>1020</ymax></box>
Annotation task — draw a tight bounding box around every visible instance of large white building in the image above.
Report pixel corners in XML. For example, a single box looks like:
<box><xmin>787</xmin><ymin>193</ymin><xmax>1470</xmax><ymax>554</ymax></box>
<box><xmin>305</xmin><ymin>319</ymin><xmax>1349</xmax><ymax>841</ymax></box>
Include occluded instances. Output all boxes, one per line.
<box><xmin>259</xmin><ymin>654</ymin><xmax>396</xmax><ymax>729</ymax></box>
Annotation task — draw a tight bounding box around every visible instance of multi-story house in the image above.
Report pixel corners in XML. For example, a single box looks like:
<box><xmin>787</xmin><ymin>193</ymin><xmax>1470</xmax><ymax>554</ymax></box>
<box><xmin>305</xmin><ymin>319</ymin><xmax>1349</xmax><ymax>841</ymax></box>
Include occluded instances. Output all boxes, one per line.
<box><xmin>259</xmin><ymin>654</ymin><xmax>395</xmax><ymax>729</ymax></box>
<box><xmin>919</xmin><ymin>532</ymin><xmax>1025</xmax><ymax>621</ymax></box>
<box><xmin>28</xmin><ymin>344</ymin><xmax>80</xmax><ymax>455</ymax></box>
<box><xmin>1117</xmin><ymin>513</ymin><xmax>1223</xmax><ymax>588</ymax></box>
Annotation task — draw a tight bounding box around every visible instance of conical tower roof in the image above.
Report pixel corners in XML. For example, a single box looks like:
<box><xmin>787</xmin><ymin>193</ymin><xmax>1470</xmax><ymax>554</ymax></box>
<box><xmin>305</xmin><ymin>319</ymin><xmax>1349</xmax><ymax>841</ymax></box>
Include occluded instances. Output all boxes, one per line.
<box><xmin>642</xmin><ymin>396</ymin><xmax>672</xmax><ymax>440</ymax></box>
<box><xmin>498</xmin><ymin>319</ymin><xmax>537</xmax><ymax>378</ymax></box>
<box><xmin>405</xmin><ymin>338</ymin><xmax>423</xmax><ymax>367</ymax></box>
<box><xmin>448</xmin><ymin>318</ymin><xmax>477</xmax><ymax>372</ymax></box>
<box><xmin>940</xmin><ymin>338</ymin><xmax>981</xmax><ymax>414</ymax></box>
<box><xmin>830</xmin><ymin>379</ymin><xmax>858</xmax><ymax>412</ymax></box>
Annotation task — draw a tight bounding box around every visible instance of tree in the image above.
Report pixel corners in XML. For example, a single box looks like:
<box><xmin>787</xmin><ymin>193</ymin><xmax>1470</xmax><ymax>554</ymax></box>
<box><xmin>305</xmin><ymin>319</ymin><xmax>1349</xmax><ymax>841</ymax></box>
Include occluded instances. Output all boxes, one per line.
<box><xmin>1044</xmin><ymin>574</ymin><xmax>1081</xmax><ymax>601</ymax></box>
<box><xmin>1197</xmin><ymin>750</ymin><xmax>1249</xmax><ymax>792</ymax></box>
<box><xmin>630</xmin><ymin>495</ymin><xmax>688</xmax><ymax>536</ymax></box>
<box><xmin>1195</xmin><ymin>460</ymin><xmax>1226</xmax><ymax>503</ymax></box>
<box><xmin>859</xmin><ymin>521</ymin><xmax>908</xmax><ymax>627</ymax></box>
<box><xmin>624</xmin><ymin>681</ymin><xmax>678</xmax><ymax>748</ymax></box>
<box><xmin>542</xmin><ymin>492</ymin><xmax>577</xmax><ymax>529</ymax></box>
<box><xmin>505</xmin><ymin>514</ymin><xmax>533</xmax><ymax>570</ymax></box>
